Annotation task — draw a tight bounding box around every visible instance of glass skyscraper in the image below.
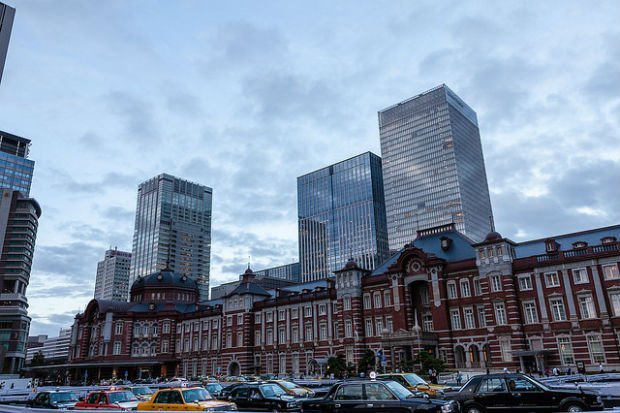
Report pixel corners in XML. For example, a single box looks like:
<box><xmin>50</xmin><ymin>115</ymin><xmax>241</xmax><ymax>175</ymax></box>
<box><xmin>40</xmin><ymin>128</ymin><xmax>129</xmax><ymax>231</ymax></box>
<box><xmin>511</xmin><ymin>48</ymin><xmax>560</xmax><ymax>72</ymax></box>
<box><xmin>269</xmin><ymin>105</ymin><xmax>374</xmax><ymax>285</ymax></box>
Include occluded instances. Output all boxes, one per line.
<box><xmin>298</xmin><ymin>152</ymin><xmax>389</xmax><ymax>282</ymax></box>
<box><xmin>379</xmin><ymin>84</ymin><xmax>494</xmax><ymax>250</ymax></box>
<box><xmin>94</xmin><ymin>248</ymin><xmax>132</xmax><ymax>302</ymax></box>
<box><xmin>129</xmin><ymin>173</ymin><xmax>212</xmax><ymax>302</ymax></box>
<box><xmin>0</xmin><ymin>2</ymin><xmax>15</xmax><ymax>87</ymax></box>
<box><xmin>0</xmin><ymin>131</ymin><xmax>35</xmax><ymax>196</ymax></box>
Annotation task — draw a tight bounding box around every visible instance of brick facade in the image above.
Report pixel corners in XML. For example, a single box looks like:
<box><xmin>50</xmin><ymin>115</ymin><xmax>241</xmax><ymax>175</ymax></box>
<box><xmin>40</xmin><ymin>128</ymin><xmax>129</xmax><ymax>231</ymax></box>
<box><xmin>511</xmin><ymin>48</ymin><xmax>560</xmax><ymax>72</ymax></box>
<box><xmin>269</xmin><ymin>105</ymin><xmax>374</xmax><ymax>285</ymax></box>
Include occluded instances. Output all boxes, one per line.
<box><xmin>69</xmin><ymin>224</ymin><xmax>620</xmax><ymax>380</ymax></box>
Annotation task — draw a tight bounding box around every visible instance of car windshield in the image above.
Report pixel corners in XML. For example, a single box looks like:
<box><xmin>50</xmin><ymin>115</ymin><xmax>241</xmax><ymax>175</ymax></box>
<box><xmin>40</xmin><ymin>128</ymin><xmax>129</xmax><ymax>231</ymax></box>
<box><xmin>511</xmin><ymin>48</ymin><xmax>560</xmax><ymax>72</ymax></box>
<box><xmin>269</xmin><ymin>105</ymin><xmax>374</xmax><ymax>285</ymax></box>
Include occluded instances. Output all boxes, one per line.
<box><xmin>206</xmin><ymin>384</ymin><xmax>222</xmax><ymax>392</ymax></box>
<box><xmin>277</xmin><ymin>381</ymin><xmax>299</xmax><ymax>390</ymax></box>
<box><xmin>130</xmin><ymin>387</ymin><xmax>153</xmax><ymax>396</ymax></box>
<box><xmin>182</xmin><ymin>388</ymin><xmax>212</xmax><ymax>402</ymax></box>
<box><xmin>404</xmin><ymin>374</ymin><xmax>427</xmax><ymax>386</ymax></box>
<box><xmin>50</xmin><ymin>392</ymin><xmax>78</xmax><ymax>403</ymax></box>
<box><xmin>108</xmin><ymin>392</ymin><xmax>137</xmax><ymax>403</ymax></box>
<box><xmin>521</xmin><ymin>375</ymin><xmax>551</xmax><ymax>391</ymax></box>
<box><xmin>260</xmin><ymin>384</ymin><xmax>286</xmax><ymax>397</ymax></box>
<box><xmin>384</xmin><ymin>381</ymin><xmax>415</xmax><ymax>399</ymax></box>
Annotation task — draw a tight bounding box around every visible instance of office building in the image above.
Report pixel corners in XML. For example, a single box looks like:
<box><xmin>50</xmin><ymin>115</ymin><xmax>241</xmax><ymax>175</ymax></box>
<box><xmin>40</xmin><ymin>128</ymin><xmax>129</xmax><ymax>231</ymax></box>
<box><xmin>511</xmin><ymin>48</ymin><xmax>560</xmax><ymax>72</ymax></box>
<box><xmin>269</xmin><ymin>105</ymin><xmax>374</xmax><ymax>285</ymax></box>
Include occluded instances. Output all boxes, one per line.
<box><xmin>254</xmin><ymin>262</ymin><xmax>301</xmax><ymax>282</ymax></box>
<box><xmin>129</xmin><ymin>173</ymin><xmax>212</xmax><ymax>303</ymax></box>
<box><xmin>0</xmin><ymin>131</ymin><xmax>35</xmax><ymax>196</ymax></box>
<box><xmin>0</xmin><ymin>189</ymin><xmax>41</xmax><ymax>374</ymax></box>
<box><xmin>25</xmin><ymin>328</ymin><xmax>71</xmax><ymax>366</ymax></box>
<box><xmin>0</xmin><ymin>2</ymin><xmax>15</xmax><ymax>87</ymax></box>
<box><xmin>298</xmin><ymin>152</ymin><xmax>389</xmax><ymax>282</ymax></box>
<box><xmin>378</xmin><ymin>84</ymin><xmax>494</xmax><ymax>249</ymax></box>
<box><xmin>94</xmin><ymin>248</ymin><xmax>132</xmax><ymax>302</ymax></box>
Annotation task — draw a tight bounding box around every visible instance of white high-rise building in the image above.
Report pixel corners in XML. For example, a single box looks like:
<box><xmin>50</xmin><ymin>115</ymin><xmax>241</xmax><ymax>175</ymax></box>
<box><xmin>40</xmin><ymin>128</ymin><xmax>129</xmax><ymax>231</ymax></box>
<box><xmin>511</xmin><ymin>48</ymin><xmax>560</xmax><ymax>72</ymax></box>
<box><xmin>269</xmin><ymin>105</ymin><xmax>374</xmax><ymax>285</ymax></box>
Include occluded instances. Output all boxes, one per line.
<box><xmin>94</xmin><ymin>248</ymin><xmax>132</xmax><ymax>301</ymax></box>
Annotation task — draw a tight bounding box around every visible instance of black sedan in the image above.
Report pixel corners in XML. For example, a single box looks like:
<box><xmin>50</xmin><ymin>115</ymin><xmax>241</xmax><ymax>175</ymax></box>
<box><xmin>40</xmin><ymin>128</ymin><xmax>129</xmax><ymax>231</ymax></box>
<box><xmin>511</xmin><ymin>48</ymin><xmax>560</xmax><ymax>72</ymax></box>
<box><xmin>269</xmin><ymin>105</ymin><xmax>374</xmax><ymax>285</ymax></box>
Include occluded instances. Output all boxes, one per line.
<box><xmin>26</xmin><ymin>390</ymin><xmax>80</xmax><ymax>410</ymax></box>
<box><xmin>301</xmin><ymin>379</ymin><xmax>458</xmax><ymax>413</ymax></box>
<box><xmin>227</xmin><ymin>382</ymin><xmax>301</xmax><ymax>412</ymax></box>
<box><xmin>445</xmin><ymin>373</ymin><xmax>603</xmax><ymax>412</ymax></box>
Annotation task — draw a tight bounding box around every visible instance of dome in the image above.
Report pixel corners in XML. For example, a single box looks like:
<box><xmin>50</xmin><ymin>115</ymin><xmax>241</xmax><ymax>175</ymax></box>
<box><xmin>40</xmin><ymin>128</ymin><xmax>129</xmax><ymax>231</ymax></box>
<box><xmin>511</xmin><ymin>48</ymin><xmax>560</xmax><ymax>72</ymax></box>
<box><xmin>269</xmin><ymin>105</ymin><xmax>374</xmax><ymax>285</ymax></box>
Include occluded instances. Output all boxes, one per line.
<box><xmin>484</xmin><ymin>231</ymin><xmax>503</xmax><ymax>242</ymax></box>
<box><xmin>131</xmin><ymin>267</ymin><xmax>197</xmax><ymax>290</ymax></box>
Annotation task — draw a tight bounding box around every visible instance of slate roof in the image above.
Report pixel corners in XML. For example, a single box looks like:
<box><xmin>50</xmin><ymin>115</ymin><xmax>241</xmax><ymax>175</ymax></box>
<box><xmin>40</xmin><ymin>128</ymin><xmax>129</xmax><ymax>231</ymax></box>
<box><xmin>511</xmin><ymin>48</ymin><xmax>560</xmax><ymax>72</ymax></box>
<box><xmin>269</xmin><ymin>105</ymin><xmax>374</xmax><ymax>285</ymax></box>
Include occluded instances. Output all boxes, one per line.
<box><xmin>131</xmin><ymin>267</ymin><xmax>197</xmax><ymax>289</ymax></box>
<box><xmin>514</xmin><ymin>224</ymin><xmax>620</xmax><ymax>258</ymax></box>
<box><xmin>371</xmin><ymin>229</ymin><xmax>476</xmax><ymax>275</ymax></box>
<box><xmin>226</xmin><ymin>280</ymin><xmax>271</xmax><ymax>297</ymax></box>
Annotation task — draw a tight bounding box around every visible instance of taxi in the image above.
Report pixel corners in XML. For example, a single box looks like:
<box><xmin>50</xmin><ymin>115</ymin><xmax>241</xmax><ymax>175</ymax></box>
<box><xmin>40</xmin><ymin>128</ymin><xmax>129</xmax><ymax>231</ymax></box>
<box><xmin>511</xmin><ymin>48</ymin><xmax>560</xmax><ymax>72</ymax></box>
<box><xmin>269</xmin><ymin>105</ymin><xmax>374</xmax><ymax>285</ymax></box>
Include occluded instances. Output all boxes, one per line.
<box><xmin>74</xmin><ymin>389</ymin><xmax>139</xmax><ymax>410</ymax></box>
<box><xmin>378</xmin><ymin>373</ymin><xmax>447</xmax><ymax>398</ymax></box>
<box><xmin>267</xmin><ymin>380</ymin><xmax>315</xmax><ymax>398</ymax></box>
<box><xmin>136</xmin><ymin>387</ymin><xmax>237</xmax><ymax>411</ymax></box>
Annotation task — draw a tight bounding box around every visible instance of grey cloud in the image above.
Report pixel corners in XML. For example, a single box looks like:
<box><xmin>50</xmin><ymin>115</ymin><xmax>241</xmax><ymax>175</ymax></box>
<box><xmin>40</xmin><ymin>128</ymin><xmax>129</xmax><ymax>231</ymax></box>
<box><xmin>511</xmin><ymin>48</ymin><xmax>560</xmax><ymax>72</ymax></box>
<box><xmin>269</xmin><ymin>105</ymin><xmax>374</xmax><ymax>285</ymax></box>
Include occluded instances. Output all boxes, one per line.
<box><xmin>97</xmin><ymin>206</ymin><xmax>135</xmax><ymax>224</ymax></box>
<box><xmin>51</xmin><ymin>170</ymin><xmax>141</xmax><ymax>194</ymax></box>
<box><xmin>166</xmin><ymin>92</ymin><xmax>203</xmax><ymax>117</ymax></box>
<box><xmin>105</xmin><ymin>91</ymin><xmax>159</xmax><ymax>143</ymax></box>
<box><xmin>32</xmin><ymin>242</ymin><xmax>102</xmax><ymax>280</ymax></box>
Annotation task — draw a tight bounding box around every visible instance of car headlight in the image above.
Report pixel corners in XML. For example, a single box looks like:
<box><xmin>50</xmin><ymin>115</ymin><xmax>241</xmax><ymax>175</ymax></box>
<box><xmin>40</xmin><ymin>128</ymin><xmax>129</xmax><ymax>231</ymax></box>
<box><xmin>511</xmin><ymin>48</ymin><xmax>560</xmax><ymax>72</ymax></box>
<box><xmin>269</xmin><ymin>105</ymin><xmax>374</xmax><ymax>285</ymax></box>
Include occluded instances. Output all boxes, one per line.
<box><xmin>596</xmin><ymin>395</ymin><xmax>602</xmax><ymax>404</ymax></box>
<box><xmin>287</xmin><ymin>402</ymin><xmax>297</xmax><ymax>408</ymax></box>
<box><xmin>441</xmin><ymin>402</ymin><xmax>455</xmax><ymax>412</ymax></box>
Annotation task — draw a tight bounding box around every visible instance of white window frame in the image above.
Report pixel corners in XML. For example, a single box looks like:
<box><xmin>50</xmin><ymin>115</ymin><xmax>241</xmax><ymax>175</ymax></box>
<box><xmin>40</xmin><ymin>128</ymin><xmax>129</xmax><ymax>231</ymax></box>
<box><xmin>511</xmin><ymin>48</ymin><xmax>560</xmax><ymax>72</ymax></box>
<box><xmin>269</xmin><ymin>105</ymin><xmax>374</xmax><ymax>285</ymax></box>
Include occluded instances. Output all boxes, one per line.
<box><xmin>450</xmin><ymin>309</ymin><xmax>461</xmax><ymax>330</ymax></box>
<box><xmin>473</xmin><ymin>278</ymin><xmax>482</xmax><ymax>296</ymax></box>
<box><xmin>557</xmin><ymin>336</ymin><xmax>575</xmax><ymax>365</ymax></box>
<box><xmin>373</xmin><ymin>292</ymin><xmax>382</xmax><ymax>308</ymax></box>
<box><xmin>365</xmin><ymin>319</ymin><xmax>373</xmax><ymax>337</ymax></box>
<box><xmin>447</xmin><ymin>281</ymin><xmax>458</xmax><ymax>299</ymax></box>
<box><xmin>586</xmin><ymin>334</ymin><xmax>606</xmax><ymax>364</ymax></box>
<box><xmin>494</xmin><ymin>302</ymin><xmax>507</xmax><ymax>325</ymax></box>
<box><xmin>578</xmin><ymin>294</ymin><xmax>597</xmax><ymax>319</ymax></box>
<box><xmin>477</xmin><ymin>306</ymin><xmax>487</xmax><ymax>328</ymax></box>
<box><xmin>464</xmin><ymin>308</ymin><xmax>475</xmax><ymax>329</ymax></box>
<box><xmin>603</xmin><ymin>264</ymin><xmax>620</xmax><ymax>280</ymax></box>
<box><xmin>499</xmin><ymin>336</ymin><xmax>512</xmax><ymax>362</ymax></box>
<box><xmin>572</xmin><ymin>268</ymin><xmax>589</xmax><ymax>284</ymax></box>
<box><xmin>550</xmin><ymin>298</ymin><xmax>567</xmax><ymax>321</ymax></box>
<box><xmin>610</xmin><ymin>291</ymin><xmax>620</xmax><ymax>316</ymax></box>
<box><xmin>460</xmin><ymin>280</ymin><xmax>471</xmax><ymax>297</ymax></box>
<box><xmin>491</xmin><ymin>275</ymin><xmax>502</xmax><ymax>292</ymax></box>
<box><xmin>363</xmin><ymin>294</ymin><xmax>371</xmax><ymax>309</ymax></box>
<box><xmin>523</xmin><ymin>301</ymin><xmax>538</xmax><ymax>324</ymax></box>
<box><xmin>518</xmin><ymin>275</ymin><xmax>533</xmax><ymax>291</ymax></box>
<box><xmin>545</xmin><ymin>272</ymin><xmax>561</xmax><ymax>288</ymax></box>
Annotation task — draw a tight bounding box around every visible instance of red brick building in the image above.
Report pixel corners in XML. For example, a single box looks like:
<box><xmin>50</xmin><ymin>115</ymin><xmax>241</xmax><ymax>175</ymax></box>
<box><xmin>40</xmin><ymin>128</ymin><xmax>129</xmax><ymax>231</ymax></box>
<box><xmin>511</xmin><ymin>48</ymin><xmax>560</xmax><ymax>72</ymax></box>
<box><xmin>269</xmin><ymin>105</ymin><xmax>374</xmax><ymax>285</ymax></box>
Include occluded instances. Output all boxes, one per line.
<box><xmin>69</xmin><ymin>224</ymin><xmax>620</xmax><ymax>380</ymax></box>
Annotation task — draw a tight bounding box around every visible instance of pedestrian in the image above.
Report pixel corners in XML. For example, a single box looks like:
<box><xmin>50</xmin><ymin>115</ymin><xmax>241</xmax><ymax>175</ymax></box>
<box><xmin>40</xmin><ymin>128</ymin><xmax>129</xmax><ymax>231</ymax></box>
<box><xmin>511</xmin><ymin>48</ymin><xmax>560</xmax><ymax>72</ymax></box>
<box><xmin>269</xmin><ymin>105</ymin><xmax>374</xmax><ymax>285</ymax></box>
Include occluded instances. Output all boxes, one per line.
<box><xmin>432</xmin><ymin>368</ymin><xmax>438</xmax><ymax>384</ymax></box>
<box><xmin>455</xmin><ymin>370</ymin><xmax>462</xmax><ymax>386</ymax></box>
<box><xmin>503</xmin><ymin>367</ymin><xmax>509</xmax><ymax>374</ymax></box>
<box><xmin>599</xmin><ymin>364</ymin><xmax>604</xmax><ymax>373</ymax></box>
<box><xmin>553</xmin><ymin>367</ymin><xmax>559</xmax><ymax>376</ymax></box>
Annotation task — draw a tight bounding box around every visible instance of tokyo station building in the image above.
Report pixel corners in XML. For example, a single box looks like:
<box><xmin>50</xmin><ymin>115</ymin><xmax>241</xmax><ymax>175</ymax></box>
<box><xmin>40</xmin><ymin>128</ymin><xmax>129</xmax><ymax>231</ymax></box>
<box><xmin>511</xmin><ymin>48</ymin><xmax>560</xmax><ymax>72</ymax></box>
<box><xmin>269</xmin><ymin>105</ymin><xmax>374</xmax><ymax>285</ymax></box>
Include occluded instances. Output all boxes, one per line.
<box><xmin>68</xmin><ymin>223</ymin><xmax>620</xmax><ymax>380</ymax></box>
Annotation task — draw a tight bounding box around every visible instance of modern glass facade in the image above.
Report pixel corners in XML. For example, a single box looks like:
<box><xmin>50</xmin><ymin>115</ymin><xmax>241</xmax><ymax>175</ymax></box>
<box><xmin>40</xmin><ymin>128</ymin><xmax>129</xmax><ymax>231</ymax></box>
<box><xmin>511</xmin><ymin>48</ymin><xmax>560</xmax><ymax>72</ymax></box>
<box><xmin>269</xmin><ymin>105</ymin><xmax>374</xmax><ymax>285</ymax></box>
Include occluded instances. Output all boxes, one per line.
<box><xmin>0</xmin><ymin>131</ymin><xmax>35</xmax><ymax>196</ymax></box>
<box><xmin>129</xmin><ymin>174</ymin><xmax>212</xmax><ymax>303</ymax></box>
<box><xmin>298</xmin><ymin>152</ymin><xmax>389</xmax><ymax>282</ymax></box>
<box><xmin>94</xmin><ymin>248</ymin><xmax>132</xmax><ymax>302</ymax></box>
<box><xmin>379</xmin><ymin>84</ymin><xmax>493</xmax><ymax>249</ymax></box>
<box><xmin>254</xmin><ymin>262</ymin><xmax>301</xmax><ymax>282</ymax></box>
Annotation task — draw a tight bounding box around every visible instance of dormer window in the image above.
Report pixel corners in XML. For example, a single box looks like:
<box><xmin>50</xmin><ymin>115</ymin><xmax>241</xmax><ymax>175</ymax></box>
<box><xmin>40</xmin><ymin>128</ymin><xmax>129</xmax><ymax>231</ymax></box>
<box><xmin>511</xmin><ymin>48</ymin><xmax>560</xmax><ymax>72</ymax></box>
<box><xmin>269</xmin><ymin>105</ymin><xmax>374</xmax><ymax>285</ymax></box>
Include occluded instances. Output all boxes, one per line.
<box><xmin>572</xmin><ymin>241</ymin><xmax>588</xmax><ymax>249</ymax></box>
<box><xmin>440</xmin><ymin>236</ymin><xmax>452</xmax><ymax>251</ymax></box>
<box><xmin>545</xmin><ymin>239</ymin><xmax>559</xmax><ymax>253</ymax></box>
<box><xmin>478</xmin><ymin>248</ymin><xmax>486</xmax><ymax>259</ymax></box>
<box><xmin>602</xmin><ymin>236</ymin><xmax>617</xmax><ymax>245</ymax></box>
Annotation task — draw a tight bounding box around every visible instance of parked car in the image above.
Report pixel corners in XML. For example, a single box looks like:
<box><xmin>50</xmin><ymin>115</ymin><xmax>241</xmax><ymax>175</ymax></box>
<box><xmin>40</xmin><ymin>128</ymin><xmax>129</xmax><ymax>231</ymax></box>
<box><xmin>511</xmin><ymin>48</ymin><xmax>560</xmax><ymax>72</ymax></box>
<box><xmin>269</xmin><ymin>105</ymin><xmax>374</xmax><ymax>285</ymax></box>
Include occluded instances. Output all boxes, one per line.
<box><xmin>301</xmin><ymin>379</ymin><xmax>457</xmax><ymax>413</ymax></box>
<box><xmin>227</xmin><ymin>382</ymin><xmax>301</xmax><ymax>411</ymax></box>
<box><xmin>204</xmin><ymin>382</ymin><xmax>224</xmax><ymax>398</ymax></box>
<box><xmin>379</xmin><ymin>373</ymin><xmax>448</xmax><ymax>398</ymax></box>
<box><xmin>26</xmin><ymin>390</ymin><xmax>79</xmax><ymax>410</ymax></box>
<box><xmin>136</xmin><ymin>387</ymin><xmax>237</xmax><ymax>411</ymax></box>
<box><xmin>219</xmin><ymin>382</ymin><xmax>249</xmax><ymax>399</ymax></box>
<box><xmin>268</xmin><ymin>380</ymin><xmax>315</xmax><ymax>398</ymax></box>
<box><xmin>446</xmin><ymin>373</ymin><xmax>603</xmax><ymax>412</ymax></box>
<box><xmin>74</xmin><ymin>389</ymin><xmax>139</xmax><ymax>410</ymax></box>
<box><xmin>121</xmin><ymin>386</ymin><xmax>154</xmax><ymax>401</ymax></box>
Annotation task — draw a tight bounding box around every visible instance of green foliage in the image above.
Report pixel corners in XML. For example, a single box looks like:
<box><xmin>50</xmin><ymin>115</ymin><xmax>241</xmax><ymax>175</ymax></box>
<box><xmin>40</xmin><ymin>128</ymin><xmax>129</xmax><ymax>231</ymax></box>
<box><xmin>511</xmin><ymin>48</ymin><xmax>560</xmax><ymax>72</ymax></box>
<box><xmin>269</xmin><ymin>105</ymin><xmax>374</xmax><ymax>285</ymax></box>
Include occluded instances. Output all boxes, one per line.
<box><xmin>357</xmin><ymin>348</ymin><xmax>376</xmax><ymax>374</ymax></box>
<box><xmin>326</xmin><ymin>354</ymin><xmax>347</xmax><ymax>378</ymax></box>
<box><xmin>415</xmin><ymin>351</ymin><xmax>445</xmax><ymax>374</ymax></box>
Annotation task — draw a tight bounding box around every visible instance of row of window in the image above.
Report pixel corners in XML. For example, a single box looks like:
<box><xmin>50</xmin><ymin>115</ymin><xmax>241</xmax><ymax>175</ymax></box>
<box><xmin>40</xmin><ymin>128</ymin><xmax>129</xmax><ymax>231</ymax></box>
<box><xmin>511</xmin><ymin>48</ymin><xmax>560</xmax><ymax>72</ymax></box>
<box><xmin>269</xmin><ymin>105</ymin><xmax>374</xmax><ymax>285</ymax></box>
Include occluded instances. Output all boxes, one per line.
<box><xmin>363</xmin><ymin>291</ymin><xmax>392</xmax><ymax>309</ymax></box>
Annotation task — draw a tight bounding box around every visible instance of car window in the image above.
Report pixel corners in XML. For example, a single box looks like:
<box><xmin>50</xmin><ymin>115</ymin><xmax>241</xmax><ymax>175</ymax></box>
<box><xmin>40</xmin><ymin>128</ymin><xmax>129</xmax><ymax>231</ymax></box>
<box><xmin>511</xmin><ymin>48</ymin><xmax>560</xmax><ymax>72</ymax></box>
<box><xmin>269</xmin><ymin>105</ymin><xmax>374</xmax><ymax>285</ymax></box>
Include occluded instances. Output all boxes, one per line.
<box><xmin>480</xmin><ymin>378</ymin><xmax>507</xmax><ymax>393</ymax></box>
<box><xmin>51</xmin><ymin>392</ymin><xmax>78</xmax><ymax>403</ymax></box>
<box><xmin>249</xmin><ymin>389</ymin><xmax>262</xmax><ymax>400</ymax></box>
<box><xmin>365</xmin><ymin>383</ymin><xmax>397</xmax><ymax>400</ymax></box>
<box><xmin>109</xmin><ymin>392</ymin><xmax>137</xmax><ymax>403</ymax></box>
<box><xmin>335</xmin><ymin>384</ymin><xmax>364</xmax><ymax>401</ymax></box>
<box><xmin>168</xmin><ymin>391</ymin><xmax>183</xmax><ymax>404</ymax></box>
<box><xmin>87</xmin><ymin>393</ymin><xmax>100</xmax><ymax>404</ymax></box>
<box><xmin>509</xmin><ymin>378</ymin><xmax>541</xmax><ymax>392</ymax></box>
<box><xmin>384</xmin><ymin>381</ymin><xmax>413</xmax><ymax>399</ymax></box>
<box><xmin>154</xmin><ymin>391</ymin><xmax>171</xmax><ymax>404</ymax></box>
<box><xmin>183</xmin><ymin>389</ymin><xmax>211</xmax><ymax>402</ymax></box>
<box><xmin>232</xmin><ymin>387</ymin><xmax>249</xmax><ymax>398</ymax></box>
<box><xmin>260</xmin><ymin>384</ymin><xmax>286</xmax><ymax>397</ymax></box>
<box><xmin>404</xmin><ymin>374</ymin><xmax>426</xmax><ymax>386</ymax></box>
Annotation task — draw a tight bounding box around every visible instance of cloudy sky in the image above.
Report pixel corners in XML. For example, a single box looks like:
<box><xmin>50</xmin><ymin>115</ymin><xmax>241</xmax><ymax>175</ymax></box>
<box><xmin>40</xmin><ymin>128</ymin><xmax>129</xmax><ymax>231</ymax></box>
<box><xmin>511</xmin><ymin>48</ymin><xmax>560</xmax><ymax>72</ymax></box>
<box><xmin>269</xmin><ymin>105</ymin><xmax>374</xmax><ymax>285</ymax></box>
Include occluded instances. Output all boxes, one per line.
<box><xmin>0</xmin><ymin>0</ymin><xmax>618</xmax><ymax>337</ymax></box>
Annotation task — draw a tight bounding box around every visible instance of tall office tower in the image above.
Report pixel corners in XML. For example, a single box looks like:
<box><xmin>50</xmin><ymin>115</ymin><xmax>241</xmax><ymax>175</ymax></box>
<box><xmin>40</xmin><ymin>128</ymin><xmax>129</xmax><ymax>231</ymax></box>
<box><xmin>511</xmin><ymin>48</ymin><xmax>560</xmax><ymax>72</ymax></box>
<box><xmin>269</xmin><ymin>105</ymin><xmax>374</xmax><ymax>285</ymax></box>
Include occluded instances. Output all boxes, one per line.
<box><xmin>379</xmin><ymin>84</ymin><xmax>494</xmax><ymax>250</ymax></box>
<box><xmin>94</xmin><ymin>248</ymin><xmax>132</xmax><ymax>301</ymax></box>
<box><xmin>0</xmin><ymin>189</ymin><xmax>41</xmax><ymax>374</ymax></box>
<box><xmin>0</xmin><ymin>2</ymin><xmax>15</xmax><ymax>87</ymax></box>
<box><xmin>298</xmin><ymin>152</ymin><xmax>389</xmax><ymax>282</ymax></box>
<box><xmin>254</xmin><ymin>262</ymin><xmax>301</xmax><ymax>282</ymax></box>
<box><xmin>129</xmin><ymin>173</ymin><xmax>212</xmax><ymax>302</ymax></box>
<box><xmin>0</xmin><ymin>131</ymin><xmax>35</xmax><ymax>196</ymax></box>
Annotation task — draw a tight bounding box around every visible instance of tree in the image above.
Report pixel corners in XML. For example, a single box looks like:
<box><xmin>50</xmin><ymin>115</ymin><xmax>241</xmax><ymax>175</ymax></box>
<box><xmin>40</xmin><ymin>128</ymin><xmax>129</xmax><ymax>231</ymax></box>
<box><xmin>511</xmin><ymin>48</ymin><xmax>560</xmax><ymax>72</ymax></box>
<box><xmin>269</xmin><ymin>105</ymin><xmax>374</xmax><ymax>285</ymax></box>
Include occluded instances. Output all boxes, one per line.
<box><xmin>326</xmin><ymin>354</ymin><xmax>347</xmax><ymax>378</ymax></box>
<box><xmin>415</xmin><ymin>351</ymin><xmax>445</xmax><ymax>375</ymax></box>
<box><xmin>357</xmin><ymin>349</ymin><xmax>376</xmax><ymax>375</ymax></box>
<box><xmin>31</xmin><ymin>351</ymin><xmax>46</xmax><ymax>367</ymax></box>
